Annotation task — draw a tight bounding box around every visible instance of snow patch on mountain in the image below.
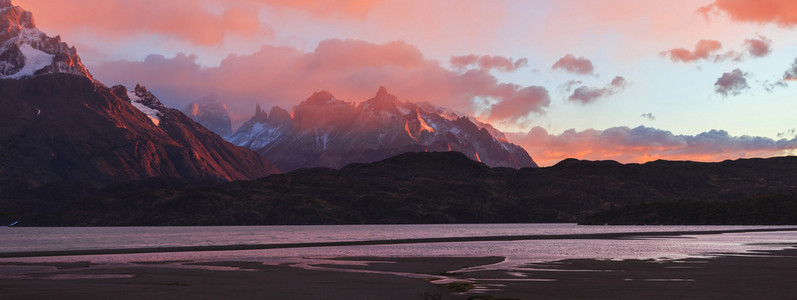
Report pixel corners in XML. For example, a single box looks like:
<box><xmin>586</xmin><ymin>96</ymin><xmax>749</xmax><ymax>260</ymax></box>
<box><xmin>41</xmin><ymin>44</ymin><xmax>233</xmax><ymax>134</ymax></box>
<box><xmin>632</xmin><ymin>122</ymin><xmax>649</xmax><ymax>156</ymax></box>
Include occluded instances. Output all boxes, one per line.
<box><xmin>6</xmin><ymin>43</ymin><xmax>52</xmax><ymax>78</ymax></box>
<box><xmin>127</xmin><ymin>90</ymin><xmax>162</xmax><ymax>126</ymax></box>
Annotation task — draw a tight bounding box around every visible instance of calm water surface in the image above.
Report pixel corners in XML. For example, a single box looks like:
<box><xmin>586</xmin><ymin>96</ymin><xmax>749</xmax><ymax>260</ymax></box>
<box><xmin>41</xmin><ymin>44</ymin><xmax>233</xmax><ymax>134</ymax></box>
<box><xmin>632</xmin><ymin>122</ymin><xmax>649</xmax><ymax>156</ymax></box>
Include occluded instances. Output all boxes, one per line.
<box><xmin>1</xmin><ymin>224</ymin><xmax>796</xmax><ymax>266</ymax></box>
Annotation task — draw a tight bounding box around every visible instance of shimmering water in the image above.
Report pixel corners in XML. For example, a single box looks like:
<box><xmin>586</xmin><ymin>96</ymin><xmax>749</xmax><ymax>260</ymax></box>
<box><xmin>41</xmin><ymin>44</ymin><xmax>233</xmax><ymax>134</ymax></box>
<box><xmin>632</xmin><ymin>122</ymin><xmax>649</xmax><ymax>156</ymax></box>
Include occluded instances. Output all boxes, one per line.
<box><xmin>2</xmin><ymin>224</ymin><xmax>796</xmax><ymax>265</ymax></box>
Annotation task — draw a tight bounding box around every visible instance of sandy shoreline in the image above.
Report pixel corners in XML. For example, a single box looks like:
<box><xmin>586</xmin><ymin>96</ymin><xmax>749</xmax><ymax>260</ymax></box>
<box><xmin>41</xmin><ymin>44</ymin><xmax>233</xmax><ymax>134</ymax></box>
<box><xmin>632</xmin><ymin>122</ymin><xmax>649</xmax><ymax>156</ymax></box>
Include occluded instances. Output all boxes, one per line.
<box><xmin>3</xmin><ymin>227</ymin><xmax>796</xmax><ymax>259</ymax></box>
<box><xmin>2</xmin><ymin>247</ymin><xmax>797</xmax><ymax>299</ymax></box>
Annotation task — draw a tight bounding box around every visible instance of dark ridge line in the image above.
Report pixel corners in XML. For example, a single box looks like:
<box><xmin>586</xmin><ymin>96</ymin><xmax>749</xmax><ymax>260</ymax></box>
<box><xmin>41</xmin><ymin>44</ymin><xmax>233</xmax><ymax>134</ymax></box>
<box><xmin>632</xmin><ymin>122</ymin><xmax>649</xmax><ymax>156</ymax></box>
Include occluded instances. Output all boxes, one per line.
<box><xmin>2</xmin><ymin>227</ymin><xmax>796</xmax><ymax>258</ymax></box>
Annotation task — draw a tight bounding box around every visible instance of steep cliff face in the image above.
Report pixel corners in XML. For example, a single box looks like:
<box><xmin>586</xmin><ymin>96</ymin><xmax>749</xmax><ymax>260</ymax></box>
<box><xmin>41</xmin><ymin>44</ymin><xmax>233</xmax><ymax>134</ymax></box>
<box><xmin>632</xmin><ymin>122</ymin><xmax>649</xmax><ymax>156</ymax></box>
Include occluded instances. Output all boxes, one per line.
<box><xmin>229</xmin><ymin>87</ymin><xmax>537</xmax><ymax>171</ymax></box>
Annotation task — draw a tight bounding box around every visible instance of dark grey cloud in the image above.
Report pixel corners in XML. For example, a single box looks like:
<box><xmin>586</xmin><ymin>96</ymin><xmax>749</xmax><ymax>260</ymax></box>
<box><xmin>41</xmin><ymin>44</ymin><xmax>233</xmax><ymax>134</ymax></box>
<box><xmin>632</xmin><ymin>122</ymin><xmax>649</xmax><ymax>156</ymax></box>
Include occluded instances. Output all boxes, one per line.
<box><xmin>784</xmin><ymin>58</ymin><xmax>797</xmax><ymax>81</ymax></box>
<box><xmin>763</xmin><ymin>80</ymin><xmax>788</xmax><ymax>92</ymax></box>
<box><xmin>641</xmin><ymin>113</ymin><xmax>656</xmax><ymax>121</ymax></box>
<box><xmin>714</xmin><ymin>68</ymin><xmax>749</xmax><ymax>96</ymax></box>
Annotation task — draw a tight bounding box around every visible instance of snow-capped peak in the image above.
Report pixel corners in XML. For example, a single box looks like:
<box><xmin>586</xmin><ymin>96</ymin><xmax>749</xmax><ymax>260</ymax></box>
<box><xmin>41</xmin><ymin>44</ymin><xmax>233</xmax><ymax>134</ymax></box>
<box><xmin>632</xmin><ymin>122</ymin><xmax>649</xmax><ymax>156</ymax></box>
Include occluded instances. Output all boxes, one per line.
<box><xmin>0</xmin><ymin>0</ymin><xmax>93</xmax><ymax>80</ymax></box>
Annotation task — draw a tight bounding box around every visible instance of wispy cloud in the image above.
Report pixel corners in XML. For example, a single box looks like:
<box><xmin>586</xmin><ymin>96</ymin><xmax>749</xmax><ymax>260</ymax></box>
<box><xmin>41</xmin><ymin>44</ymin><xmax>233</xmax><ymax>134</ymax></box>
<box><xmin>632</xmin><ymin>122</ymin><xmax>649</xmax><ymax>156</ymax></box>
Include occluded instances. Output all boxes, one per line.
<box><xmin>567</xmin><ymin>76</ymin><xmax>628</xmax><ymax>104</ymax></box>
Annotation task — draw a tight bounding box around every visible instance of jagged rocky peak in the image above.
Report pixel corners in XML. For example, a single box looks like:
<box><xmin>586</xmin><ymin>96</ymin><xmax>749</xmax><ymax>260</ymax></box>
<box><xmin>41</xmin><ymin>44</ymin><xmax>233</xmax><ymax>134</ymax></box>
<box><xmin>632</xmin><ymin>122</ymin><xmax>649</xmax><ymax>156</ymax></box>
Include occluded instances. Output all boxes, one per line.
<box><xmin>110</xmin><ymin>85</ymin><xmax>130</xmax><ymax>102</ymax></box>
<box><xmin>124</xmin><ymin>84</ymin><xmax>167</xmax><ymax>126</ymax></box>
<box><xmin>0</xmin><ymin>0</ymin><xmax>92</xmax><ymax>80</ymax></box>
<box><xmin>294</xmin><ymin>90</ymin><xmax>355</xmax><ymax>130</ymax></box>
<box><xmin>376</xmin><ymin>85</ymin><xmax>388</xmax><ymax>97</ymax></box>
<box><xmin>268</xmin><ymin>105</ymin><xmax>292</xmax><ymax>123</ymax></box>
<box><xmin>303</xmin><ymin>90</ymin><xmax>342</xmax><ymax>105</ymax></box>
<box><xmin>132</xmin><ymin>85</ymin><xmax>164</xmax><ymax>108</ymax></box>
<box><xmin>254</xmin><ymin>104</ymin><xmax>267</xmax><ymax>118</ymax></box>
<box><xmin>360</xmin><ymin>86</ymin><xmax>402</xmax><ymax>113</ymax></box>
<box><xmin>182</xmin><ymin>96</ymin><xmax>233</xmax><ymax>137</ymax></box>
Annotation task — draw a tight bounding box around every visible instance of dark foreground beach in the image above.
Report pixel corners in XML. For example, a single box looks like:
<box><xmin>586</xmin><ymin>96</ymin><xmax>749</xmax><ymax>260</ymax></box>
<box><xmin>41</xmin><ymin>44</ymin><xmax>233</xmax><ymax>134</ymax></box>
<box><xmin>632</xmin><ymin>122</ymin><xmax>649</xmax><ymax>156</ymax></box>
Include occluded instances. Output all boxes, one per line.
<box><xmin>2</xmin><ymin>246</ymin><xmax>797</xmax><ymax>300</ymax></box>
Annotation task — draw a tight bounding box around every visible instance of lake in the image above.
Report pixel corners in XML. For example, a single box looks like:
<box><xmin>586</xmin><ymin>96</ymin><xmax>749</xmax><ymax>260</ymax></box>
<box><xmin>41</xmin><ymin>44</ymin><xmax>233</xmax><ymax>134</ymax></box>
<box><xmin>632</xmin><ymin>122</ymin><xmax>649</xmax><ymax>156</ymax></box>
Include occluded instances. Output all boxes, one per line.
<box><xmin>2</xmin><ymin>224</ymin><xmax>797</xmax><ymax>268</ymax></box>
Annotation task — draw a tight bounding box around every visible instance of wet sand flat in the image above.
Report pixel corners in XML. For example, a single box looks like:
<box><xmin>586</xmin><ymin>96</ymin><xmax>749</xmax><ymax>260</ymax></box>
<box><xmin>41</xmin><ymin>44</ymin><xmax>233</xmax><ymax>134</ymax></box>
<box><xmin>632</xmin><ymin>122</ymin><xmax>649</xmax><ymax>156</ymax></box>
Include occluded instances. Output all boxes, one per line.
<box><xmin>2</xmin><ymin>248</ymin><xmax>797</xmax><ymax>299</ymax></box>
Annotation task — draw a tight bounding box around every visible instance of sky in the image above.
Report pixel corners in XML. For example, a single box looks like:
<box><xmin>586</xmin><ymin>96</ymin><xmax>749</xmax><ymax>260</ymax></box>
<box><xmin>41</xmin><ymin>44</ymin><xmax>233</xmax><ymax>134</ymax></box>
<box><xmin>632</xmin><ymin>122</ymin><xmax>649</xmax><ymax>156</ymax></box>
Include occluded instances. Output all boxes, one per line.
<box><xmin>14</xmin><ymin>0</ymin><xmax>797</xmax><ymax>166</ymax></box>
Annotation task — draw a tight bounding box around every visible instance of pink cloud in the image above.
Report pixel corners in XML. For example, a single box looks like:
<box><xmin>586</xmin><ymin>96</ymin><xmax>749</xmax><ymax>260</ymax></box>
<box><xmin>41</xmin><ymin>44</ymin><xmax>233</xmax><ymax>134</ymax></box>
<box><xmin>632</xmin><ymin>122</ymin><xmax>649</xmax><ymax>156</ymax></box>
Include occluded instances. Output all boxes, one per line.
<box><xmin>662</xmin><ymin>36</ymin><xmax>774</xmax><ymax>64</ymax></box>
<box><xmin>486</xmin><ymin>86</ymin><xmax>550</xmax><ymax>123</ymax></box>
<box><xmin>661</xmin><ymin>40</ymin><xmax>723</xmax><ymax>63</ymax></box>
<box><xmin>15</xmin><ymin>0</ymin><xmax>271</xmax><ymax>45</ymax></box>
<box><xmin>254</xmin><ymin>0</ymin><xmax>381</xmax><ymax>19</ymax></box>
<box><xmin>508</xmin><ymin>126</ymin><xmax>797</xmax><ymax>167</ymax></box>
<box><xmin>551</xmin><ymin>54</ymin><xmax>594</xmax><ymax>75</ymax></box>
<box><xmin>450</xmin><ymin>55</ymin><xmax>528</xmax><ymax>72</ymax></box>
<box><xmin>699</xmin><ymin>0</ymin><xmax>797</xmax><ymax>27</ymax></box>
<box><xmin>91</xmin><ymin>39</ymin><xmax>550</xmax><ymax>127</ymax></box>
<box><xmin>567</xmin><ymin>76</ymin><xmax>629</xmax><ymax>104</ymax></box>
<box><xmin>743</xmin><ymin>35</ymin><xmax>772</xmax><ymax>57</ymax></box>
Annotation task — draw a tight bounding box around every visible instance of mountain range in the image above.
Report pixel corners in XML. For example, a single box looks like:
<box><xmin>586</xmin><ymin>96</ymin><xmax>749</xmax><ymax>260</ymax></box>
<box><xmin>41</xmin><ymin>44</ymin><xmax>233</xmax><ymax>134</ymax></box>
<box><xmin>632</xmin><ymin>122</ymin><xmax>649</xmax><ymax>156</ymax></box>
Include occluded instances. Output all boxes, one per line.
<box><xmin>227</xmin><ymin>87</ymin><xmax>536</xmax><ymax>171</ymax></box>
<box><xmin>0</xmin><ymin>1</ymin><xmax>279</xmax><ymax>198</ymax></box>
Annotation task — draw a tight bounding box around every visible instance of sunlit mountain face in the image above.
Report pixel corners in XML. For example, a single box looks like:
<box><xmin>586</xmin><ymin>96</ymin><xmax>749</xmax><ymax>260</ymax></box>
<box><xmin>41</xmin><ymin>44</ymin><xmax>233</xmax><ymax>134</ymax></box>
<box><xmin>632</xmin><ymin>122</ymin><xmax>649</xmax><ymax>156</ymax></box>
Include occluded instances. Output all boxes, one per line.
<box><xmin>0</xmin><ymin>0</ymin><xmax>279</xmax><ymax>195</ymax></box>
<box><xmin>228</xmin><ymin>87</ymin><xmax>536</xmax><ymax>171</ymax></box>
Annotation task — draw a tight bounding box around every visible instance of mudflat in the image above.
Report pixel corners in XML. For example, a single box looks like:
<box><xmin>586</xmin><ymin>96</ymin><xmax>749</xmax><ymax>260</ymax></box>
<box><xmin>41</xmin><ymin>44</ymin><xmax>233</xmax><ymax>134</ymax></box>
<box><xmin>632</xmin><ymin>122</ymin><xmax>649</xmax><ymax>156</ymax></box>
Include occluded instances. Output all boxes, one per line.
<box><xmin>1</xmin><ymin>248</ymin><xmax>796</xmax><ymax>299</ymax></box>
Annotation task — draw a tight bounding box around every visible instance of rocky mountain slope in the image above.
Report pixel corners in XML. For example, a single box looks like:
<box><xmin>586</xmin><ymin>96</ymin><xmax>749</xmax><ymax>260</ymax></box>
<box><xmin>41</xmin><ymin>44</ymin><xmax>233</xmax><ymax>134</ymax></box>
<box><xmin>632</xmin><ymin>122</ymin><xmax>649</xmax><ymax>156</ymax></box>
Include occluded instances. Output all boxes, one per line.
<box><xmin>229</xmin><ymin>87</ymin><xmax>536</xmax><ymax>171</ymax></box>
<box><xmin>0</xmin><ymin>0</ymin><xmax>279</xmax><ymax>197</ymax></box>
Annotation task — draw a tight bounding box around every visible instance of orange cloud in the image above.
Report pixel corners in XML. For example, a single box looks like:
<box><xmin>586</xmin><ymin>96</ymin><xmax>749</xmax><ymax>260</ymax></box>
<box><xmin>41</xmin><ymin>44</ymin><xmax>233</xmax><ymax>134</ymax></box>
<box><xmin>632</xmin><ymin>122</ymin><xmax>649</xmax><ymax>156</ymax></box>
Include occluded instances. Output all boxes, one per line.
<box><xmin>14</xmin><ymin>0</ymin><xmax>270</xmax><ymax>45</ymax></box>
<box><xmin>699</xmin><ymin>0</ymin><xmax>797</xmax><ymax>27</ymax></box>
<box><xmin>91</xmin><ymin>39</ymin><xmax>550</xmax><ymax>127</ymax></box>
<box><xmin>252</xmin><ymin>0</ymin><xmax>381</xmax><ymax>19</ymax></box>
<box><xmin>509</xmin><ymin>126</ymin><xmax>797</xmax><ymax>167</ymax></box>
